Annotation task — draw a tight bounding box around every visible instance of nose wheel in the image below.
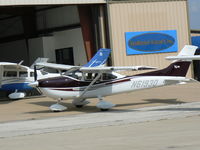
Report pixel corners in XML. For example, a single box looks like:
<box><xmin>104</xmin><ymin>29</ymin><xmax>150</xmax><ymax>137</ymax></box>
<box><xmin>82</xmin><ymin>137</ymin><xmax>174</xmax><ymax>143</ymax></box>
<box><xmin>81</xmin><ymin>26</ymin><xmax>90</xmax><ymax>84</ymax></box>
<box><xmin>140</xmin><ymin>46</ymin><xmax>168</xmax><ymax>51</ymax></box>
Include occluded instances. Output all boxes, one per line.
<box><xmin>50</xmin><ymin>98</ymin><xmax>67</xmax><ymax>112</ymax></box>
<box><xmin>96</xmin><ymin>96</ymin><xmax>115</xmax><ymax>111</ymax></box>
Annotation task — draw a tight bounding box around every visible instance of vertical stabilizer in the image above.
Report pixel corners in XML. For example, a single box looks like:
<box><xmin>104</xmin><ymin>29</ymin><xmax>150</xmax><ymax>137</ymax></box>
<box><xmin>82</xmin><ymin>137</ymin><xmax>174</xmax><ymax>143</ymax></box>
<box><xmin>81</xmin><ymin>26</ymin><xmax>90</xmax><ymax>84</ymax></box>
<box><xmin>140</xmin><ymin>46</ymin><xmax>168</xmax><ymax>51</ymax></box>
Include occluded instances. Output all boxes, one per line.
<box><xmin>83</xmin><ymin>48</ymin><xmax>111</xmax><ymax>67</ymax></box>
<box><xmin>178</xmin><ymin>45</ymin><xmax>198</xmax><ymax>56</ymax></box>
<box><xmin>30</xmin><ymin>58</ymin><xmax>49</xmax><ymax>69</ymax></box>
<box><xmin>137</xmin><ymin>45</ymin><xmax>199</xmax><ymax>77</ymax></box>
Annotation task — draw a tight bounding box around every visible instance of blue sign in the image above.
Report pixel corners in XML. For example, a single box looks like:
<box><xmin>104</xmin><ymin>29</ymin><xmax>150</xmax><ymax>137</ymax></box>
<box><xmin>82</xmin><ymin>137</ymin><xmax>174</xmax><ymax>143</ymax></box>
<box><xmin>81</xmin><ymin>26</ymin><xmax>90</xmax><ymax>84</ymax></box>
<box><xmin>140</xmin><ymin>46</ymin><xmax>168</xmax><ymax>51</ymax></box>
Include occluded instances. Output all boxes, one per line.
<box><xmin>125</xmin><ymin>30</ymin><xmax>178</xmax><ymax>55</ymax></box>
<box><xmin>192</xmin><ymin>36</ymin><xmax>200</xmax><ymax>47</ymax></box>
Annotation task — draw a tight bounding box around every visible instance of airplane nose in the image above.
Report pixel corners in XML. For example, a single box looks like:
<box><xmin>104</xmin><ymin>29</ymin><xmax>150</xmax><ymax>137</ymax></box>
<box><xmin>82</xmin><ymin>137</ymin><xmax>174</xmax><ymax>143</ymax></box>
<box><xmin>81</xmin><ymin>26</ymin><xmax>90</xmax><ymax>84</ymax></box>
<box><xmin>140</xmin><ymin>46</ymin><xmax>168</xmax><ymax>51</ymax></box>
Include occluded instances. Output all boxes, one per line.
<box><xmin>28</xmin><ymin>81</ymin><xmax>39</xmax><ymax>87</ymax></box>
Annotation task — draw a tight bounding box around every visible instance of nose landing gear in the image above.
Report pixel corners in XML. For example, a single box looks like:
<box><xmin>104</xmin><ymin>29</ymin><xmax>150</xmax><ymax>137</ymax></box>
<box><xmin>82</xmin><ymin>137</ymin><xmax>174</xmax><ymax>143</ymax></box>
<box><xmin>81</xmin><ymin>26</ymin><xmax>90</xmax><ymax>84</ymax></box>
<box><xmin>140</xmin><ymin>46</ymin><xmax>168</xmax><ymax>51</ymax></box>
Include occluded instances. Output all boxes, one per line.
<box><xmin>96</xmin><ymin>96</ymin><xmax>115</xmax><ymax>111</ymax></box>
<box><xmin>49</xmin><ymin>98</ymin><xmax>67</xmax><ymax>112</ymax></box>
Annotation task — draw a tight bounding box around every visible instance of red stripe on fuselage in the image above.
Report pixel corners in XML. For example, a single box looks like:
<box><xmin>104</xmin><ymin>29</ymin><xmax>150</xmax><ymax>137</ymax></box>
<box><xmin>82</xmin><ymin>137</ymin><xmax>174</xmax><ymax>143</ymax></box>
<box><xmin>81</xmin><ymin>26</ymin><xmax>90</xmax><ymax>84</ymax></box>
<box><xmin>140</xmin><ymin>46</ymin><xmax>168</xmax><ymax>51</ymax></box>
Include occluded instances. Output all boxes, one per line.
<box><xmin>105</xmin><ymin>78</ymin><xmax>131</xmax><ymax>85</ymax></box>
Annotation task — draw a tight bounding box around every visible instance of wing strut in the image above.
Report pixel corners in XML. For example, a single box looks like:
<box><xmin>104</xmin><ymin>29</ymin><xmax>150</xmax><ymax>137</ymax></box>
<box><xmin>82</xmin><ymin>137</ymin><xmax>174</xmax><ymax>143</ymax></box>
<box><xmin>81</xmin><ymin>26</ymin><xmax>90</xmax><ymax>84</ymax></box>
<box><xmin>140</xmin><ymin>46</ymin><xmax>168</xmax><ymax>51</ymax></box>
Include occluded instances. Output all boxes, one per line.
<box><xmin>77</xmin><ymin>73</ymin><xmax>102</xmax><ymax>98</ymax></box>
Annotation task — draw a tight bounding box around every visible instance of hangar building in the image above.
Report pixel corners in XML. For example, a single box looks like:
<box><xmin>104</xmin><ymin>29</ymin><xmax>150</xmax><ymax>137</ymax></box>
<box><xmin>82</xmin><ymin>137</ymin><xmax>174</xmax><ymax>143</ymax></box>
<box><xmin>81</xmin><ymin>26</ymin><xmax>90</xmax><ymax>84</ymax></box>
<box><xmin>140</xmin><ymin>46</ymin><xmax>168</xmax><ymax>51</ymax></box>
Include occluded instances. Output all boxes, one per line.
<box><xmin>0</xmin><ymin>0</ymin><xmax>191</xmax><ymax>75</ymax></box>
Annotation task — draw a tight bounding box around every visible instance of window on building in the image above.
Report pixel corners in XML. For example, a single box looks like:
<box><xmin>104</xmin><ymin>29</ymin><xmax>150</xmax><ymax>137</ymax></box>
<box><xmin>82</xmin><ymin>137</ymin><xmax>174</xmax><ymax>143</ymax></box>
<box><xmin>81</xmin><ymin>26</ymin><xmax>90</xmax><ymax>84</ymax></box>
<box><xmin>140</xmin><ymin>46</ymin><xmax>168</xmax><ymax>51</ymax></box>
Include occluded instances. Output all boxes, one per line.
<box><xmin>55</xmin><ymin>47</ymin><xmax>74</xmax><ymax>65</ymax></box>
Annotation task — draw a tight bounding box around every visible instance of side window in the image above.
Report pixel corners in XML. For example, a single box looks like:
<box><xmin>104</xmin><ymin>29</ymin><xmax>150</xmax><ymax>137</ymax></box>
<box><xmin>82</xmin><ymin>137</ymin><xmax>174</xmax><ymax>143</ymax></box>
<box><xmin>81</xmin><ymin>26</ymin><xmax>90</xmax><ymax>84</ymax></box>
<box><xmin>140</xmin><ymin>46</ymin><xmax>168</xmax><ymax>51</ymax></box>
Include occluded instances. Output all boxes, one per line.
<box><xmin>3</xmin><ymin>71</ymin><xmax>17</xmax><ymax>77</ymax></box>
<box><xmin>30</xmin><ymin>72</ymin><xmax>34</xmax><ymax>77</ymax></box>
<box><xmin>102</xmin><ymin>73</ymin><xmax>117</xmax><ymax>80</ymax></box>
<box><xmin>85</xmin><ymin>73</ymin><xmax>99</xmax><ymax>81</ymax></box>
<box><xmin>19</xmin><ymin>71</ymin><xmax>28</xmax><ymax>77</ymax></box>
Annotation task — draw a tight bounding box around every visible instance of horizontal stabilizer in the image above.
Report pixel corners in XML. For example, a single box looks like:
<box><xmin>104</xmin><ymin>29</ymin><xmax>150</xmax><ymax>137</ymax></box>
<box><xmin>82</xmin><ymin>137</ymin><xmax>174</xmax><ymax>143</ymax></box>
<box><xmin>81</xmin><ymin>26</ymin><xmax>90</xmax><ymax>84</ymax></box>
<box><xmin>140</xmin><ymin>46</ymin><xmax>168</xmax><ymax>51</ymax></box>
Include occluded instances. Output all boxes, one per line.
<box><xmin>166</xmin><ymin>45</ymin><xmax>199</xmax><ymax>61</ymax></box>
<box><xmin>166</xmin><ymin>55</ymin><xmax>200</xmax><ymax>61</ymax></box>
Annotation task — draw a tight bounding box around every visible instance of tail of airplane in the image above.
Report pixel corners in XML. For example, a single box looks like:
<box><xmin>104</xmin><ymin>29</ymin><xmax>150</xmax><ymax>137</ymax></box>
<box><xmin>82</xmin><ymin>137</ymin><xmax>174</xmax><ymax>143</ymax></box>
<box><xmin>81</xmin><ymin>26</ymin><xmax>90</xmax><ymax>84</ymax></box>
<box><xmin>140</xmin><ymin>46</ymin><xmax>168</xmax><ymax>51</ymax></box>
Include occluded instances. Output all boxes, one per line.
<box><xmin>83</xmin><ymin>48</ymin><xmax>111</xmax><ymax>67</ymax></box>
<box><xmin>137</xmin><ymin>45</ymin><xmax>199</xmax><ymax>77</ymax></box>
<box><xmin>30</xmin><ymin>58</ymin><xmax>49</xmax><ymax>69</ymax></box>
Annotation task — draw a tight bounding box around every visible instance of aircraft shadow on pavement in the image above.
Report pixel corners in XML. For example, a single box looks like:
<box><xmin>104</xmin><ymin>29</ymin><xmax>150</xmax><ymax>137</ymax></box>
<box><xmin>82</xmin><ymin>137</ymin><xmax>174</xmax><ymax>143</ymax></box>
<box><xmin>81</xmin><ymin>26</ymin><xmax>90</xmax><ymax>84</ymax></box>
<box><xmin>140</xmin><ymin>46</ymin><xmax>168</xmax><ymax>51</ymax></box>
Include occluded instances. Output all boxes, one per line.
<box><xmin>0</xmin><ymin>100</ymin><xmax>13</xmax><ymax>104</ymax></box>
<box><xmin>0</xmin><ymin>96</ymin><xmax>44</xmax><ymax>104</ymax></box>
<box><xmin>151</xmin><ymin>107</ymin><xmax>200</xmax><ymax>112</ymax></box>
<box><xmin>115</xmin><ymin>98</ymin><xmax>185</xmax><ymax>107</ymax></box>
<box><xmin>27</xmin><ymin>101</ymin><xmax>101</xmax><ymax>114</ymax></box>
<box><xmin>26</xmin><ymin>98</ymin><xmax>187</xmax><ymax>114</ymax></box>
<box><xmin>0</xmin><ymin>98</ymin><xmax>27</xmax><ymax>104</ymax></box>
<box><xmin>27</xmin><ymin>100</ymin><xmax>138</xmax><ymax>114</ymax></box>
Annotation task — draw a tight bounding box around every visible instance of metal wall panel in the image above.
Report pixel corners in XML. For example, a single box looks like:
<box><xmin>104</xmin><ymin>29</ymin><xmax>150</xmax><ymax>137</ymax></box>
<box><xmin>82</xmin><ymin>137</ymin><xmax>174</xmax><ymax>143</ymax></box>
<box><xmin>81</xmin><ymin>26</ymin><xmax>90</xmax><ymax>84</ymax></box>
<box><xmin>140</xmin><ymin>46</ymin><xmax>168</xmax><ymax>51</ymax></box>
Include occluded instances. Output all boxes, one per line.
<box><xmin>0</xmin><ymin>0</ymin><xmax>105</xmax><ymax>6</ymax></box>
<box><xmin>37</xmin><ymin>6</ymin><xmax>79</xmax><ymax>30</ymax></box>
<box><xmin>108</xmin><ymin>0</ymin><xmax>191</xmax><ymax>75</ymax></box>
<box><xmin>0</xmin><ymin>16</ymin><xmax>23</xmax><ymax>38</ymax></box>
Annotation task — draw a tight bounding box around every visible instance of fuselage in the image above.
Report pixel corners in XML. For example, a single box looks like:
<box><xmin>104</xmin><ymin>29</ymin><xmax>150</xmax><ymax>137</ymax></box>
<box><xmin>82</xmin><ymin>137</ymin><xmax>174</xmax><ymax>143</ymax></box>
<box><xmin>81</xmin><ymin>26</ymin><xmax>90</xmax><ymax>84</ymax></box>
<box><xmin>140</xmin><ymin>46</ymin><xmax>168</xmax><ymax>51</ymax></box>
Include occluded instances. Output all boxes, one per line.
<box><xmin>37</xmin><ymin>73</ymin><xmax>186</xmax><ymax>100</ymax></box>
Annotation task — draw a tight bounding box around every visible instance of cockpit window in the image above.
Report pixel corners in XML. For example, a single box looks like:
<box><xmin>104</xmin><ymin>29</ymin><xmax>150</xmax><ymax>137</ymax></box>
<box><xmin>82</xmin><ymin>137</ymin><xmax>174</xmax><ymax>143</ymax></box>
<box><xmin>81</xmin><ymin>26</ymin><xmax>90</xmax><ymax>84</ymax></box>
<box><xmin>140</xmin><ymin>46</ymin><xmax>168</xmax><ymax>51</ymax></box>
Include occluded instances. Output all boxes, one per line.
<box><xmin>82</xmin><ymin>73</ymin><xmax>117</xmax><ymax>81</ymax></box>
<box><xmin>3</xmin><ymin>71</ymin><xmax>17</xmax><ymax>77</ymax></box>
<box><xmin>19</xmin><ymin>71</ymin><xmax>28</xmax><ymax>77</ymax></box>
<box><xmin>67</xmin><ymin>71</ymin><xmax>82</xmax><ymax>80</ymax></box>
<box><xmin>67</xmin><ymin>71</ymin><xmax>118</xmax><ymax>81</ymax></box>
<box><xmin>40</xmin><ymin>70</ymin><xmax>48</xmax><ymax>75</ymax></box>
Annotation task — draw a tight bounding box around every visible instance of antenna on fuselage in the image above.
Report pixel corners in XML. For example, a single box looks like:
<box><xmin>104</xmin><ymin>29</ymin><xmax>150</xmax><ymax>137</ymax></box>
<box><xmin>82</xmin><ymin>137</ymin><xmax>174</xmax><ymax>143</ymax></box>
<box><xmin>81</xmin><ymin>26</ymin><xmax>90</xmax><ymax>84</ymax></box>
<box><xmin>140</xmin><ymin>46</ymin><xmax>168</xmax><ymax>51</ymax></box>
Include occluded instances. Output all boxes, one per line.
<box><xmin>18</xmin><ymin>60</ymin><xmax>24</xmax><ymax>65</ymax></box>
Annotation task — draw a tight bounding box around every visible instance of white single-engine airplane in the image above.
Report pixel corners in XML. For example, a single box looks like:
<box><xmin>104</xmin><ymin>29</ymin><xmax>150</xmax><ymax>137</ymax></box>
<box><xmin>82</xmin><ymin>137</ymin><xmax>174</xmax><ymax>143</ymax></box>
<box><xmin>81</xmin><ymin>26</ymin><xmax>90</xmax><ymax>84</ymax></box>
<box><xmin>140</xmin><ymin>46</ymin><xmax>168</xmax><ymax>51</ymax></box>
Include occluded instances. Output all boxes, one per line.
<box><xmin>1</xmin><ymin>48</ymin><xmax>111</xmax><ymax>100</ymax></box>
<box><xmin>29</xmin><ymin>45</ymin><xmax>200</xmax><ymax>112</ymax></box>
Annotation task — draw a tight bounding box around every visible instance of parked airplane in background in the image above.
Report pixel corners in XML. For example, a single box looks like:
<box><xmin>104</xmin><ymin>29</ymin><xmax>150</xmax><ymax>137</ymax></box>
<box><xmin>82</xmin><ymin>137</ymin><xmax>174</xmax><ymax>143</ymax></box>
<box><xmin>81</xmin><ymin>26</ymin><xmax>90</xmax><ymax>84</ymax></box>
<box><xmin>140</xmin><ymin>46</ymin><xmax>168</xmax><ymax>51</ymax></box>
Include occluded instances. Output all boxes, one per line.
<box><xmin>0</xmin><ymin>48</ymin><xmax>111</xmax><ymax>100</ymax></box>
<box><xmin>29</xmin><ymin>45</ymin><xmax>200</xmax><ymax>112</ymax></box>
<box><xmin>0</xmin><ymin>61</ymin><xmax>59</xmax><ymax>100</ymax></box>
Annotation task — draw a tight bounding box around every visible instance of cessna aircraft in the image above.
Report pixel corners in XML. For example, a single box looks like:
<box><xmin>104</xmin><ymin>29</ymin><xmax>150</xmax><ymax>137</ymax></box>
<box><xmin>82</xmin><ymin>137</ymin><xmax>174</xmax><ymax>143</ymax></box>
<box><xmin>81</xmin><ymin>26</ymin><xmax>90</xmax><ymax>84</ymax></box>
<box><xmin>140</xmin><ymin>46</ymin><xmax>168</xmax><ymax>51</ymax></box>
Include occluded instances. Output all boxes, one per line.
<box><xmin>0</xmin><ymin>61</ymin><xmax>59</xmax><ymax>99</ymax></box>
<box><xmin>0</xmin><ymin>48</ymin><xmax>111</xmax><ymax>100</ymax></box>
<box><xmin>29</xmin><ymin>45</ymin><xmax>200</xmax><ymax>112</ymax></box>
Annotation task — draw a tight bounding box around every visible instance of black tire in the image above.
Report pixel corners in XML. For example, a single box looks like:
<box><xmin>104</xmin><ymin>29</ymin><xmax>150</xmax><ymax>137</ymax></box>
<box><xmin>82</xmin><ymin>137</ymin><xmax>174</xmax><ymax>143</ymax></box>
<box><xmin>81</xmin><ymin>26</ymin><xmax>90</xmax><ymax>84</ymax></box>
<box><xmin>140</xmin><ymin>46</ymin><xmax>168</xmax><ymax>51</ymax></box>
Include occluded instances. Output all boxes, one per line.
<box><xmin>100</xmin><ymin>108</ymin><xmax>109</xmax><ymax>111</ymax></box>
<box><xmin>76</xmin><ymin>105</ymin><xmax>83</xmax><ymax>108</ymax></box>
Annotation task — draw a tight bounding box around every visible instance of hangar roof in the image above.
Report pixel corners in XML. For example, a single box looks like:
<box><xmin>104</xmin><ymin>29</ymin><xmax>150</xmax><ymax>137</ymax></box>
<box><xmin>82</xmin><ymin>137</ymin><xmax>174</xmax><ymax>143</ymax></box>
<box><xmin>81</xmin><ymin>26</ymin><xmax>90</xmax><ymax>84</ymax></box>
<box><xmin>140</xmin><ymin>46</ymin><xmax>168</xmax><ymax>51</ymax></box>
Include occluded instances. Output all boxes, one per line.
<box><xmin>0</xmin><ymin>0</ymin><xmax>106</xmax><ymax>6</ymax></box>
<box><xmin>0</xmin><ymin>0</ymin><xmax>186</xmax><ymax>6</ymax></box>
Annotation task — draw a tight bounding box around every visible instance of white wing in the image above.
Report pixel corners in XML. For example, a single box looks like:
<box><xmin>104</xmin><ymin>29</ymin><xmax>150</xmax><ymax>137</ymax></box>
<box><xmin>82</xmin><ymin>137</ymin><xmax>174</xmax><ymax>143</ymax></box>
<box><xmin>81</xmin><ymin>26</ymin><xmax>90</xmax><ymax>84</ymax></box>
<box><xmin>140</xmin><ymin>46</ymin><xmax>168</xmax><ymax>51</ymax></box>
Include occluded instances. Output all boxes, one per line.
<box><xmin>36</xmin><ymin>62</ymin><xmax>156</xmax><ymax>73</ymax></box>
<box><xmin>0</xmin><ymin>62</ymin><xmax>29</xmax><ymax>70</ymax></box>
<box><xmin>36</xmin><ymin>62</ymin><xmax>81</xmax><ymax>70</ymax></box>
<box><xmin>80</xmin><ymin>66</ymin><xmax>157</xmax><ymax>73</ymax></box>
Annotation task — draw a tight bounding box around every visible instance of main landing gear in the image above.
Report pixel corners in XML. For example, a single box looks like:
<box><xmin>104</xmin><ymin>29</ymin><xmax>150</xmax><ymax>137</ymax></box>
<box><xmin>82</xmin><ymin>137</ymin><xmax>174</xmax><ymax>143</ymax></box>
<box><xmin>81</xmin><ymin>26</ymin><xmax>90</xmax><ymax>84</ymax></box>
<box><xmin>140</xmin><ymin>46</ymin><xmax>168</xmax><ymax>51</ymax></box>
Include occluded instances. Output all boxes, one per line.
<box><xmin>50</xmin><ymin>98</ymin><xmax>67</xmax><ymax>112</ymax></box>
<box><xmin>96</xmin><ymin>96</ymin><xmax>116</xmax><ymax>111</ymax></box>
<box><xmin>73</xmin><ymin>97</ymin><xmax>116</xmax><ymax>111</ymax></box>
<box><xmin>72</xmin><ymin>99</ymin><xmax>90</xmax><ymax>108</ymax></box>
<box><xmin>49</xmin><ymin>97</ymin><xmax>115</xmax><ymax>112</ymax></box>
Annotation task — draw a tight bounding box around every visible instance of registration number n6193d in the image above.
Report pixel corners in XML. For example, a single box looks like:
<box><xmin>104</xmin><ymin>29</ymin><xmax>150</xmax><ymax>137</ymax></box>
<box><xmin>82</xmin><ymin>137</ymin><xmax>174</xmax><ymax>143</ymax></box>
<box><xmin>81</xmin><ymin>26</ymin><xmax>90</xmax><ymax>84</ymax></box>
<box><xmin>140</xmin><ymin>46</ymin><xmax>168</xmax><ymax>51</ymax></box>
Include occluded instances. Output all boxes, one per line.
<box><xmin>131</xmin><ymin>80</ymin><xmax>159</xmax><ymax>88</ymax></box>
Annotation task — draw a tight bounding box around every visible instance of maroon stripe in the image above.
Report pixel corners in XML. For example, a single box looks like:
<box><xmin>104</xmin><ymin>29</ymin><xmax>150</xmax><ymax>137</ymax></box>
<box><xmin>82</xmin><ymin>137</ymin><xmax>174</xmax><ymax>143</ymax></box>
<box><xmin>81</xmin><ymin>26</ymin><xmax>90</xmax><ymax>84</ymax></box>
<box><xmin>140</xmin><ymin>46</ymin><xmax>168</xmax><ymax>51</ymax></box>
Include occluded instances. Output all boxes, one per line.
<box><xmin>106</xmin><ymin>78</ymin><xmax>131</xmax><ymax>85</ymax></box>
<box><xmin>50</xmin><ymin>78</ymin><xmax>131</xmax><ymax>91</ymax></box>
<box><xmin>51</xmin><ymin>88</ymin><xmax>79</xmax><ymax>91</ymax></box>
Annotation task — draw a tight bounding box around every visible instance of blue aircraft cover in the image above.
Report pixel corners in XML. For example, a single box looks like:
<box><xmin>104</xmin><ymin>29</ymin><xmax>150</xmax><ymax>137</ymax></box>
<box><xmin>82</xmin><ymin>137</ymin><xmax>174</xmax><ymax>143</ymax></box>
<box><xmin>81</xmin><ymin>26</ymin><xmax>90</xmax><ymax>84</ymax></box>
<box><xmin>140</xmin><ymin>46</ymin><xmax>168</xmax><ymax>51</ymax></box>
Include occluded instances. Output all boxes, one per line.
<box><xmin>83</xmin><ymin>48</ymin><xmax>111</xmax><ymax>67</ymax></box>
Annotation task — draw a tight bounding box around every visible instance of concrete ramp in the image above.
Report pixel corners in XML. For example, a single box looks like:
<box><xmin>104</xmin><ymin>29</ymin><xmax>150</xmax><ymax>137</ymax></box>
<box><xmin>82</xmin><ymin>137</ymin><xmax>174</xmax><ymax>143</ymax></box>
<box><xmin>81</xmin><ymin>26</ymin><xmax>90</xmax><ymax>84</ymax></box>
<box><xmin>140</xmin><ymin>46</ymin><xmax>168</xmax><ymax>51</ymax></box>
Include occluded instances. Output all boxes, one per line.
<box><xmin>1</xmin><ymin>102</ymin><xmax>200</xmax><ymax>138</ymax></box>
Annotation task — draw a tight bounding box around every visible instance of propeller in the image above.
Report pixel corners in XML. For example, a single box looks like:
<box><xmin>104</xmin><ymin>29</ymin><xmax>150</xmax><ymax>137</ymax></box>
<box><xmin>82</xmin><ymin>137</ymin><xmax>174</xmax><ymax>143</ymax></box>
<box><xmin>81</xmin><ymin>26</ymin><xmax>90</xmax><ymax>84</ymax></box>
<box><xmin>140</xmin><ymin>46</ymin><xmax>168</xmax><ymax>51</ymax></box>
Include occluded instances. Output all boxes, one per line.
<box><xmin>28</xmin><ymin>65</ymin><xmax>39</xmax><ymax>88</ymax></box>
<box><xmin>34</xmin><ymin>65</ymin><xmax>38</xmax><ymax>81</ymax></box>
